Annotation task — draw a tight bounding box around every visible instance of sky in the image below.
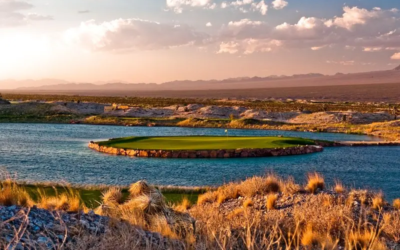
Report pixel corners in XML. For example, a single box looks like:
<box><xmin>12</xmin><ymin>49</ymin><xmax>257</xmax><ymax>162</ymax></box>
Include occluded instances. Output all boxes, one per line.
<box><xmin>0</xmin><ymin>0</ymin><xmax>400</xmax><ymax>86</ymax></box>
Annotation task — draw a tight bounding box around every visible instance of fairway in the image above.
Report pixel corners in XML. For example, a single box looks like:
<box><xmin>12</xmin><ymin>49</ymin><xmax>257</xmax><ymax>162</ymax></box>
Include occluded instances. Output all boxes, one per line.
<box><xmin>97</xmin><ymin>136</ymin><xmax>316</xmax><ymax>150</ymax></box>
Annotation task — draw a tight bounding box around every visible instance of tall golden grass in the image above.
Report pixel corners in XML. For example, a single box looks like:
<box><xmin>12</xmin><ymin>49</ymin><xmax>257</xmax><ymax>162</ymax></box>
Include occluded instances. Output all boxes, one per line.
<box><xmin>1</xmin><ymin>174</ymin><xmax>400</xmax><ymax>250</ymax></box>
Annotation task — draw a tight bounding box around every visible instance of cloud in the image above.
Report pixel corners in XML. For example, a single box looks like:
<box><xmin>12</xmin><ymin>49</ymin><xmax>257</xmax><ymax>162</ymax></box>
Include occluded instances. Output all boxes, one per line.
<box><xmin>220</xmin><ymin>19</ymin><xmax>270</xmax><ymax>40</ymax></box>
<box><xmin>218</xmin><ymin>6</ymin><xmax>400</xmax><ymax>54</ymax></box>
<box><xmin>206</xmin><ymin>22</ymin><xmax>212</xmax><ymax>27</ymax></box>
<box><xmin>251</xmin><ymin>0</ymin><xmax>268</xmax><ymax>15</ymax></box>
<box><xmin>25</xmin><ymin>13</ymin><xmax>53</xmax><ymax>21</ymax></box>
<box><xmin>64</xmin><ymin>18</ymin><xmax>209</xmax><ymax>52</ymax></box>
<box><xmin>220</xmin><ymin>0</ymin><xmax>268</xmax><ymax>15</ymax></box>
<box><xmin>0</xmin><ymin>0</ymin><xmax>52</xmax><ymax>27</ymax></box>
<box><xmin>272</xmin><ymin>0</ymin><xmax>288</xmax><ymax>10</ymax></box>
<box><xmin>391</xmin><ymin>52</ymin><xmax>400</xmax><ymax>60</ymax></box>
<box><xmin>217</xmin><ymin>41</ymin><xmax>239</xmax><ymax>54</ymax></box>
<box><xmin>166</xmin><ymin>0</ymin><xmax>215</xmax><ymax>13</ymax></box>
<box><xmin>218</xmin><ymin>39</ymin><xmax>281</xmax><ymax>54</ymax></box>
<box><xmin>325</xmin><ymin>6</ymin><xmax>383</xmax><ymax>30</ymax></box>
<box><xmin>326</xmin><ymin>60</ymin><xmax>355</xmax><ymax>66</ymax></box>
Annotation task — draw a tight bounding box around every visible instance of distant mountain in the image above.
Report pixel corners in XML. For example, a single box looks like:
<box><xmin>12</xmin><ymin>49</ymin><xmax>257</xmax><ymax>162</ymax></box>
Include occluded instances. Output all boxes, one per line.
<box><xmin>394</xmin><ymin>64</ymin><xmax>400</xmax><ymax>71</ymax></box>
<box><xmin>0</xmin><ymin>79</ymin><xmax>70</xmax><ymax>90</ymax></box>
<box><xmin>2</xmin><ymin>68</ymin><xmax>400</xmax><ymax>93</ymax></box>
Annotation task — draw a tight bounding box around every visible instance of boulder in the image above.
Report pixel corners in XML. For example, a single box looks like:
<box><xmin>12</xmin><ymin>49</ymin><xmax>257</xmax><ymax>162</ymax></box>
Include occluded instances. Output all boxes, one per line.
<box><xmin>0</xmin><ymin>98</ymin><xmax>10</xmax><ymax>105</ymax></box>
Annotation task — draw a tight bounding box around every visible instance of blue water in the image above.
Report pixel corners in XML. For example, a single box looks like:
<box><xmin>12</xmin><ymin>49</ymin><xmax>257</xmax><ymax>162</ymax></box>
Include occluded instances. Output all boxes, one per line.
<box><xmin>0</xmin><ymin>123</ymin><xmax>399</xmax><ymax>200</ymax></box>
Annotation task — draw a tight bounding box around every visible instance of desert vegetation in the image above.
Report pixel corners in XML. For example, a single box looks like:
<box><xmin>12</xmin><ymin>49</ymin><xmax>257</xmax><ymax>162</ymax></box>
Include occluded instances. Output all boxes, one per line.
<box><xmin>1</xmin><ymin>173</ymin><xmax>400</xmax><ymax>249</ymax></box>
<box><xmin>3</xmin><ymin>93</ymin><xmax>399</xmax><ymax>113</ymax></box>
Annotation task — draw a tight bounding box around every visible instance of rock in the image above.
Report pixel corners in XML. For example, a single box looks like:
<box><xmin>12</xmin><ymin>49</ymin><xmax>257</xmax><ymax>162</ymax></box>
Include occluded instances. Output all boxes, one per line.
<box><xmin>0</xmin><ymin>98</ymin><xmax>10</xmax><ymax>105</ymax></box>
<box><xmin>37</xmin><ymin>236</ymin><xmax>49</xmax><ymax>243</ymax></box>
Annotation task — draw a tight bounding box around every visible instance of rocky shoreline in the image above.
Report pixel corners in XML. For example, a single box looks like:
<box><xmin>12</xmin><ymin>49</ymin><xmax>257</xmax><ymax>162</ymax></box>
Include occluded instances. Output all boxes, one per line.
<box><xmin>88</xmin><ymin>142</ymin><xmax>324</xmax><ymax>158</ymax></box>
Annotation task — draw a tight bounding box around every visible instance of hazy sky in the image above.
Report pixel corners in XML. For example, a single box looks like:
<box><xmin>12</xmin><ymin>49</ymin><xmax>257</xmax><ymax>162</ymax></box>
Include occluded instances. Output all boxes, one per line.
<box><xmin>1</xmin><ymin>0</ymin><xmax>400</xmax><ymax>86</ymax></box>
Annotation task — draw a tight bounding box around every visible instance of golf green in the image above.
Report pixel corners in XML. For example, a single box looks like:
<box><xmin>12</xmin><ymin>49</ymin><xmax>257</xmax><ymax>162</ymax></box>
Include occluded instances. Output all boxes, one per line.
<box><xmin>96</xmin><ymin>136</ymin><xmax>316</xmax><ymax>150</ymax></box>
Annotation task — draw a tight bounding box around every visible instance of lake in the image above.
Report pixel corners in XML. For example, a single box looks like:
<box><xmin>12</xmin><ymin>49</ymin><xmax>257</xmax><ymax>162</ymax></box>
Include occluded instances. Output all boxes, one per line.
<box><xmin>0</xmin><ymin>123</ymin><xmax>399</xmax><ymax>200</ymax></box>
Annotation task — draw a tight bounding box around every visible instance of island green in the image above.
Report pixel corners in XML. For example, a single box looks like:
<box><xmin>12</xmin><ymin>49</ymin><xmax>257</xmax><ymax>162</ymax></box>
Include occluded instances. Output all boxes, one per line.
<box><xmin>97</xmin><ymin>136</ymin><xmax>316</xmax><ymax>150</ymax></box>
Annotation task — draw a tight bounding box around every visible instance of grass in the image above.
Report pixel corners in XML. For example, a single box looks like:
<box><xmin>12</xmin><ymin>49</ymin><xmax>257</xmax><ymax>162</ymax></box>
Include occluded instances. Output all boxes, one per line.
<box><xmin>2</xmin><ymin>173</ymin><xmax>400</xmax><ymax>249</ymax></box>
<box><xmin>97</xmin><ymin>136</ymin><xmax>316</xmax><ymax>150</ymax></box>
<box><xmin>18</xmin><ymin>183</ymin><xmax>202</xmax><ymax>208</ymax></box>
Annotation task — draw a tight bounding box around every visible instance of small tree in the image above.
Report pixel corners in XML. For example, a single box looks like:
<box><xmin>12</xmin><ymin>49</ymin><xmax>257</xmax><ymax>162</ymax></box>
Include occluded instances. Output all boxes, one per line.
<box><xmin>229</xmin><ymin>114</ymin><xmax>235</xmax><ymax>121</ymax></box>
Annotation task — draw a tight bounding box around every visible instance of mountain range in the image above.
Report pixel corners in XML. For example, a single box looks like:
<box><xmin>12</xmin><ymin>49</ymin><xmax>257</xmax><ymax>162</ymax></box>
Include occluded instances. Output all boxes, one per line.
<box><xmin>1</xmin><ymin>65</ymin><xmax>400</xmax><ymax>93</ymax></box>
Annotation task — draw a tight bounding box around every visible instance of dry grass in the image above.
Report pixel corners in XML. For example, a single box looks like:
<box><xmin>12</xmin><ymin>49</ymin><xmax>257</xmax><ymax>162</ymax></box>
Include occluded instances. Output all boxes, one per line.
<box><xmin>2</xmin><ymin>174</ymin><xmax>400</xmax><ymax>250</ymax></box>
<box><xmin>216</xmin><ymin>183</ymin><xmax>239</xmax><ymax>205</ymax></box>
<box><xmin>372</xmin><ymin>193</ymin><xmax>385</xmax><ymax>210</ymax></box>
<box><xmin>0</xmin><ymin>179</ymin><xmax>33</xmax><ymax>207</ymax></box>
<box><xmin>266</xmin><ymin>194</ymin><xmax>278</xmax><ymax>210</ymax></box>
<box><xmin>346</xmin><ymin>227</ymin><xmax>387</xmax><ymax>250</ymax></box>
<box><xmin>94</xmin><ymin>181</ymin><xmax>194</xmax><ymax>241</ymax></box>
<box><xmin>305</xmin><ymin>172</ymin><xmax>325</xmax><ymax>194</ymax></box>
<box><xmin>129</xmin><ymin>181</ymin><xmax>153</xmax><ymax>198</ymax></box>
<box><xmin>393</xmin><ymin>198</ymin><xmax>400</xmax><ymax>210</ymax></box>
<box><xmin>174</xmin><ymin>197</ymin><xmax>192</xmax><ymax>212</ymax></box>
<box><xmin>300</xmin><ymin>225</ymin><xmax>337</xmax><ymax>249</ymax></box>
<box><xmin>197</xmin><ymin>191</ymin><xmax>218</xmax><ymax>205</ymax></box>
<box><xmin>243</xmin><ymin>198</ymin><xmax>254</xmax><ymax>208</ymax></box>
<box><xmin>102</xmin><ymin>187</ymin><xmax>123</xmax><ymax>205</ymax></box>
<box><xmin>38</xmin><ymin>188</ymin><xmax>85</xmax><ymax>212</ymax></box>
<box><xmin>281</xmin><ymin>176</ymin><xmax>301</xmax><ymax>195</ymax></box>
<box><xmin>383</xmin><ymin>212</ymin><xmax>400</xmax><ymax>243</ymax></box>
<box><xmin>334</xmin><ymin>181</ymin><xmax>345</xmax><ymax>194</ymax></box>
<box><xmin>237</xmin><ymin>175</ymin><xmax>281</xmax><ymax>197</ymax></box>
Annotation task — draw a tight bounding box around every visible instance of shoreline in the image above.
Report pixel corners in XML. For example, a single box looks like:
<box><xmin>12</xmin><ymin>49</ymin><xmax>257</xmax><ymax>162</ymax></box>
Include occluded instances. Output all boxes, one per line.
<box><xmin>88</xmin><ymin>140</ymin><xmax>325</xmax><ymax>158</ymax></box>
<box><xmin>0</xmin><ymin>118</ymin><xmax>389</xmax><ymax>139</ymax></box>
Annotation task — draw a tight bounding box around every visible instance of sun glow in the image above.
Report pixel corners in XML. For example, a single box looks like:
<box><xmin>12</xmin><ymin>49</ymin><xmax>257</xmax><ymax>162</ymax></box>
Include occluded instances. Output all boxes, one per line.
<box><xmin>0</xmin><ymin>32</ymin><xmax>52</xmax><ymax>76</ymax></box>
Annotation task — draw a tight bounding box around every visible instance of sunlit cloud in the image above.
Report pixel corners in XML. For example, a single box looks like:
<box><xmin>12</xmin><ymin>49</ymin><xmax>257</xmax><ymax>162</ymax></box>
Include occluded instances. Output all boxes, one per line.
<box><xmin>166</xmin><ymin>0</ymin><xmax>215</xmax><ymax>13</ymax></box>
<box><xmin>0</xmin><ymin>0</ymin><xmax>52</xmax><ymax>27</ymax></box>
<box><xmin>64</xmin><ymin>18</ymin><xmax>210</xmax><ymax>52</ymax></box>
<box><xmin>272</xmin><ymin>0</ymin><xmax>288</xmax><ymax>10</ymax></box>
<box><xmin>391</xmin><ymin>52</ymin><xmax>400</xmax><ymax>60</ymax></box>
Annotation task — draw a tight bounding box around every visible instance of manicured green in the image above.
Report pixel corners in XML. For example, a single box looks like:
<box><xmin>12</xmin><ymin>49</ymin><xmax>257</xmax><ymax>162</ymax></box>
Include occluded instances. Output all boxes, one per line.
<box><xmin>97</xmin><ymin>136</ymin><xmax>316</xmax><ymax>150</ymax></box>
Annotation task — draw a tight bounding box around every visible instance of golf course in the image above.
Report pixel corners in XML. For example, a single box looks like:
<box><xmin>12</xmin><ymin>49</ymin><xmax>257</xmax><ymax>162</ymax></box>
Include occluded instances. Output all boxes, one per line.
<box><xmin>96</xmin><ymin>136</ymin><xmax>317</xmax><ymax>150</ymax></box>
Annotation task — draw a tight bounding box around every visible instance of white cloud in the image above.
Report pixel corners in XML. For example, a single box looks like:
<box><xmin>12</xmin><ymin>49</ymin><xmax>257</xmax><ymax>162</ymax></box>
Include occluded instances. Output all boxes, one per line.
<box><xmin>218</xmin><ymin>38</ymin><xmax>281</xmax><ymax>54</ymax></box>
<box><xmin>326</xmin><ymin>60</ymin><xmax>355</xmax><ymax>66</ymax></box>
<box><xmin>363</xmin><ymin>47</ymin><xmax>382</xmax><ymax>52</ymax></box>
<box><xmin>231</xmin><ymin>0</ymin><xmax>253</xmax><ymax>7</ymax></box>
<box><xmin>220</xmin><ymin>19</ymin><xmax>269</xmax><ymax>40</ymax></box>
<box><xmin>217</xmin><ymin>41</ymin><xmax>239</xmax><ymax>54</ymax></box>
<box><xmin>0</xmin><ymin>0</ymin><xmax>52</xmax><ymax>27</ymax></box>
<box><xmin>64</xmin><ymin>19</ymin><xmax>209</xmax><ymax>52</ymax></box>
<box><xmin>218</xmin><ymin>6</ymin><xmax>400</xmax><ymax>55</ymax></box>
<box><xmin>166</xmin><ymin>0</ymin><xmax>215</xmax><ymax>13</ymax></box>
<box><xmin>272</xmin><ymin>0</ymin><xmax>288</xmax><ymax>10</ymax></box>
<box><xmin>325</xmin><ymin>6</ymin><xmax>382</xmax><ymax>30</ymax></box>
<box><xmin>251</xmin><ymin>0</ymin><xmax>268</xmax><ymax>15</ymax></box>
<box><xmin>311</xmin><ymin>46</ymin><xmax>325</xmax><ymax>51</ymax></box>
<box><xmin>391</xmin><ymin>52</ymin><xmax>400</xmax><ymax>60</ymax></box>
<box><xmin>206</xmin><ymin>22</ymin><xmax>212</xmax><ymax>27</ymax></box>
<box><xmin>220</xmin><ymin>0</ymin><xmax>268</xmax><ymax>15</ymax></box>
<box><xmin>228</xmin><ymin>19</ymin><xmax>263</xmax><ymax>27</ymax></box>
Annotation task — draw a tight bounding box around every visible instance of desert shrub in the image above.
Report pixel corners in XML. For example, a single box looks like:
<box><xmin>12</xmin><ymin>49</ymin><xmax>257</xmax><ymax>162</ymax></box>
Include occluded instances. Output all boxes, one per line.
<box><xmin>334</xmin><ymin>181</ymin><xmax>346</xmax><ymax>194</ymax></box>
<box><xmin>305</xmin><ymin>172</ymin><xmax>325</xmax><ymax>194</ymax></box>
